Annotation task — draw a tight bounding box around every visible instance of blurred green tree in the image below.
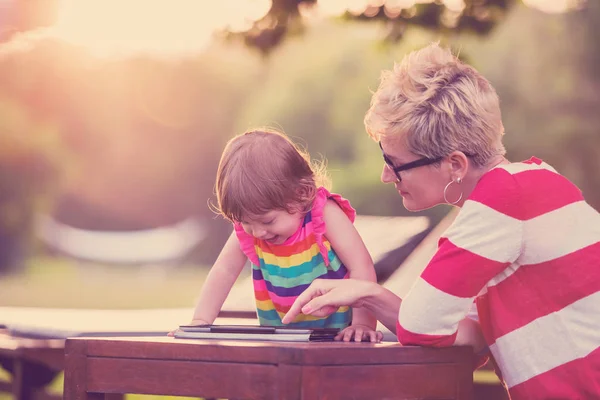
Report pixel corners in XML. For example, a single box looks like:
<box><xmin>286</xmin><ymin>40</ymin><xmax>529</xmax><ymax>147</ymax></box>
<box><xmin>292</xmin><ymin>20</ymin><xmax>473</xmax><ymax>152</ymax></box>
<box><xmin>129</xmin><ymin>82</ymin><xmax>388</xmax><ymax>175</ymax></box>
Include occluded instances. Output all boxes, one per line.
<box><xmin>0</xmin><ymin>96</ymin><xmax>65</xmax><ymax>274</ymax></box>
<box><xmin>0</xmin><ymin>37</ymin><xmax>261</xmax><ymax>270</ymax></box>
<box><xmin>464</xmin><ymin>1</ymin><xmax>600</xmax><ymax>210</ymax></box>
<box><xmin>234</xmin><ymin>22</ymin><xmax>451</xmax><ymax>221</ymax></box>
<box><xmin>234</xmin><ymin>1</ymin><xmax>599</xmax><ymax>223</ymax></box>
<box><xmin>224</xmin><ymin>0</ymin><xmax>584</xmax><ymax>54</ymax></box>
<box><xmin>0</xmin><ymin>0</ymin><xmax>593</xmax><ymax>275</ymax></box>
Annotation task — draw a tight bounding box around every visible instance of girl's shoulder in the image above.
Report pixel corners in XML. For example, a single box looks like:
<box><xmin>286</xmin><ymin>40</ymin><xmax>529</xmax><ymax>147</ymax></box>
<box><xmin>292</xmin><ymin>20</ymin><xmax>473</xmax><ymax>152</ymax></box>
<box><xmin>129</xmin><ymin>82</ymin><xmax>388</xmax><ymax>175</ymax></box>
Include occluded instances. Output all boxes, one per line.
<box><xmin>308</xmin><ymin>187</ymin><xmax>356</xmax><ymax>267</ymax></box>
<box><xmin>233</xmin><ymin>222</ymin><xmax>260</xmax><ymax>265</ymax></box>
<box><xmin>309</xmin><ymin>187</ymin><xmax>356</xmax><ymax>237</ymax></box>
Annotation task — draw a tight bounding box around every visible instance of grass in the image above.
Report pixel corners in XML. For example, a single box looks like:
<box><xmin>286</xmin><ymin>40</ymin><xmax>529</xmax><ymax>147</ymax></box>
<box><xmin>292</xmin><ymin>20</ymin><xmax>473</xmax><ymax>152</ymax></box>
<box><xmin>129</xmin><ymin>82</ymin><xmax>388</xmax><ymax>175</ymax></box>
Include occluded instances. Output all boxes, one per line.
<box><xmin>0</xmin><ymin>255</ymin><xmax>217</xmax><ymax>309</ymax></box>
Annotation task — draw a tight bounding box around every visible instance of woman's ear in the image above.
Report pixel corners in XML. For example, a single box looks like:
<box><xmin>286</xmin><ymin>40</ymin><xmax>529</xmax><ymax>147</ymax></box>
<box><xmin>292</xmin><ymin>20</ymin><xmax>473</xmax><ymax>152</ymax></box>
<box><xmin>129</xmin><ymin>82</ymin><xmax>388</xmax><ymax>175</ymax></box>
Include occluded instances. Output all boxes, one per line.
<box><xmin>446</xmin><ymin>151</ymin><xmax>469</xmax><ymax>179</ymax></box>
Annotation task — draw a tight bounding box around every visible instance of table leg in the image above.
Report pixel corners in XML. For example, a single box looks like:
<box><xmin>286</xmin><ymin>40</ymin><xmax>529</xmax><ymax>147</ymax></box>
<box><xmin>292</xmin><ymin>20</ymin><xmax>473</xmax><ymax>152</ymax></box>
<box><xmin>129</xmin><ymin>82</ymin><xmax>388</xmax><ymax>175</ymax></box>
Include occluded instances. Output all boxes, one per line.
<box><xmin>12</xmin><ymin>359</ymin><xmax>32</xmax><ymax>400</ymax></box>
<box><xmin>64</xmin><ymin>340</ymin><xmax>89</xmax><ymax>400</ymax></box>
<box><xmin>1</xmin><ymin>356</ymin><xmax>61</xmax><ymax>400</ymax></box>
<box><xmin>64</xmin><ymin>340</ymin><xmax>124</xmax><ymax>400</ymax></box>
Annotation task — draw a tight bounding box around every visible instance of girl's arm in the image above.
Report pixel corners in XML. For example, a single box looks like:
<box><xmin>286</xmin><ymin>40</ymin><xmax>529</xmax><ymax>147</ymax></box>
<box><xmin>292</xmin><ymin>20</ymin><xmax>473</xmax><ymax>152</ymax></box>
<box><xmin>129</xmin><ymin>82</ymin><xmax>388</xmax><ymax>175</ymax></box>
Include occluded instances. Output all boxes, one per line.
<box><xmin>323</xmin><ymin>200</ymin><xmax>379</xmax><ymax>341</ymax></box>
<box><xmin>188</xmin><ymin>231</ymin><xmax>248</xmax><ymax>324</ymax></box>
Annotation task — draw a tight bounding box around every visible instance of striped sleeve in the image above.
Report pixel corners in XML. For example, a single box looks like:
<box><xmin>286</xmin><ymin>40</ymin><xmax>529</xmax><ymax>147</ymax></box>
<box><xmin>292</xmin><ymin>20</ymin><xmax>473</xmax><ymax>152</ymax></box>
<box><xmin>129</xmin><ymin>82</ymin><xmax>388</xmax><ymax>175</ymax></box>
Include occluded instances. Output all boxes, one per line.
<box><xmin>396</xmin><ymin>168</ymin><xmax>523</xmax><ymax>346</ymax></box>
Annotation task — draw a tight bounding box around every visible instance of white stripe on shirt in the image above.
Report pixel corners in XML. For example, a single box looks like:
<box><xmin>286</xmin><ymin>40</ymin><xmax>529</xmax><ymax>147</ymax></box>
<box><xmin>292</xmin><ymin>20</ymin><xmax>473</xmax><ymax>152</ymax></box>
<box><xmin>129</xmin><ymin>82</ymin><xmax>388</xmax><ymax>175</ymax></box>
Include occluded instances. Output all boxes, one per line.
<box><xmin>490</xmin><ymin>291</ymin><xmax>600</xmax><ymax>388</ymax></box>
<box><xmin>519</xmin><ymin>201</ymin><xmax>600</xmax><ymax>265</ymax></box>
<box><xmin>443</xmin><ymin>200</ymin><xmax>522</xmax><ymax>263</ymax></box>
<box><xmin>398</xmin><ymin>277</ymin><xmax>474</xmax><ymax>336</ymax></box>
<box><xmin>497</xmin><ymin>162</ymin><xmax>557</xmax><ymax>175</ymax></box>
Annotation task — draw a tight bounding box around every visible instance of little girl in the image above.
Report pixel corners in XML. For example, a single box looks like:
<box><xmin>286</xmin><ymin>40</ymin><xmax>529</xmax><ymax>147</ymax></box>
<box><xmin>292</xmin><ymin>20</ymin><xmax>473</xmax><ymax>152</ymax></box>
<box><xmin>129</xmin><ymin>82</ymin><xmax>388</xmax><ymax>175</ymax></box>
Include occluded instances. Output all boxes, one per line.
<box><xmin>181</xmin><ymin>129</ymin><xmax>379</xmax><ymax>342</ymax></box>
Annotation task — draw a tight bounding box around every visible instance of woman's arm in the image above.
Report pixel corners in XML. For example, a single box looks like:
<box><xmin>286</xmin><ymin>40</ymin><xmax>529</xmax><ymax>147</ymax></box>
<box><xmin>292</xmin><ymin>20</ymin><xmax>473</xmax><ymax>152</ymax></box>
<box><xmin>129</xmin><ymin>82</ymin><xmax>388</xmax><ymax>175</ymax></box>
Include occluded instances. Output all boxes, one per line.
<box><xmin>282</xmin><ymin>278</ymin><xmax>486</xmax><ymax>351</ymax></box>
<box><xmin>455</xmin><ymin>317</ymin><xmax>486</xmax><ymax>351</ymax></box>
<box><xmin>393</xmin><ymin>171</ymin><xmax>523</xmax><ymax>353</ymax></box>
<box><xmin>360</xmin><ymin>283</ymin><xmax>402</xmax><ymax>332</ymax></box>
<box><xmin>323</xmin><ymin>200</ymin><xmax>378</xmax><ymax>340</ymax></box>
<box><xmin>189</xmin><ymin>231</ymin><xmax>248</xmax><ymax>324</ymax></box>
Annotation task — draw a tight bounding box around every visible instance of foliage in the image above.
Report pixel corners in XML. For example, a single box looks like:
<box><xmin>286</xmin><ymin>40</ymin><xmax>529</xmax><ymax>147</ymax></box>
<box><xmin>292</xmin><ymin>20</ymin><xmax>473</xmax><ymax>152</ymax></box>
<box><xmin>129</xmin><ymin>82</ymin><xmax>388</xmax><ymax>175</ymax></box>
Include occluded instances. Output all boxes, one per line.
<box><xmin>235</xmin><ymin>2</ymin><xmax>600</xmax><ymax>219</ymax></box>
<box><xmin>227</xmin><ymin>0</ymin><xmax>523</xmax><ymax>54</ymax></box>
<box><xmin>0</xmin><ymin>91</ymin><xmax>66</xmax><ymax>273</ymax></box>
<box><xmin>235</xmin><ymin>22</ymin><xmax>450</xmax><ymax>221</ymax></box>
<box><xmin>0</xmin><ymin>0</ymin><xmax>597</xmax><ymax>277</ymax></box>
<box><xmin>0</xmin><ymin>36</ymin><xmax>262</xmax><ymax>269</ymax></box>
<box><xmin>461</xmin><ymin>1</ymin><xmax>600</xmax><ymax>210</ymax></box>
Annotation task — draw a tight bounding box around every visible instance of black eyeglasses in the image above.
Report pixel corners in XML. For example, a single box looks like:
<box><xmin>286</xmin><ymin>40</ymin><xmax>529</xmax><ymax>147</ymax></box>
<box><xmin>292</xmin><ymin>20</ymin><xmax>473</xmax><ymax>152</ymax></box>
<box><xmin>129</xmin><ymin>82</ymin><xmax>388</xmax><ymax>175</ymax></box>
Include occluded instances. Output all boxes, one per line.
<box><xmin>379</xmin><ymin>142</ymin><xmax>443</xmax><ymax>182</ymax></box>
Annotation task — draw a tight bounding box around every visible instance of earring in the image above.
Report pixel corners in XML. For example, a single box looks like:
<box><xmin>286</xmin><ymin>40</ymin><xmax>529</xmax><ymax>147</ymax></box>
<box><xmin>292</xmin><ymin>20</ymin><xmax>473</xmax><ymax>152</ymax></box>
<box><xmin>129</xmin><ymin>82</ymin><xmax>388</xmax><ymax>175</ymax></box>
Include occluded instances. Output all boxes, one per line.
<box><xmin>443</xmin><ymin>177</ymin><xmax>463</xmax><ymax>205</ymax></box>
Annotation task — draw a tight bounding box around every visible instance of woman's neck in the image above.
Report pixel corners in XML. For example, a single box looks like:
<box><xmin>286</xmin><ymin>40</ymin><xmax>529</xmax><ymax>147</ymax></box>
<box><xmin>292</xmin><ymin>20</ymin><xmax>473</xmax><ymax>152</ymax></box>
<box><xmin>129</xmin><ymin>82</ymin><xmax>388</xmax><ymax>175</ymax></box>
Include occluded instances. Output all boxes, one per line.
<box><xmin>455</xmin><ymin>155</ymin><xmax>509</xmax><ymax>207</ymax></box>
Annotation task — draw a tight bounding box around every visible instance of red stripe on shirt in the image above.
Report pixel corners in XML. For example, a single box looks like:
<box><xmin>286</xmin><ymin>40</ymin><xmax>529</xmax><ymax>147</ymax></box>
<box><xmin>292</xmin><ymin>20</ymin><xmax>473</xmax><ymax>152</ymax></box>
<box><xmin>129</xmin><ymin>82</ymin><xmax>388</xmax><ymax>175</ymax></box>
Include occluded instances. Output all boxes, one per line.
<box><xmin>512</xmin><ymin>169</ymin><xmax>584</xmax><ymax>220</ymax></box>
<box><xmin>468</xmin><ymin>168</ymin><xmax>523</xmax><ymax>218</ymax></box>
<box><xmin>484</xmin><ymin>242</ymin><xmax>600</xmax><ymax>339</ymax></box>
<box><xmin>422</xmin><ymin>238</ymin><xmax>509</xmax><ymax>298</ymax></box>
<box><xmin>523</xmin><ymin>157</ymin><xmax>542</xmax><ymax>165</ymax></box>
<box><xmin>395</xmin><ymin>321</ymin><xmax>456</xmax><ymax>347</ymax></box>
<box><xmin>508</xmin><ymin>346</ymin><xmax>600</xmax><ymax>400</ymax></box>
<box><xmin>469</xmin><ymin>167</ymin><xmax>582</xmax><ymax>221</ymax></box>
<box><xmin>475</xmin><ymin>295</ymin><xmax>495</xmax><ymax>346</ymax></box>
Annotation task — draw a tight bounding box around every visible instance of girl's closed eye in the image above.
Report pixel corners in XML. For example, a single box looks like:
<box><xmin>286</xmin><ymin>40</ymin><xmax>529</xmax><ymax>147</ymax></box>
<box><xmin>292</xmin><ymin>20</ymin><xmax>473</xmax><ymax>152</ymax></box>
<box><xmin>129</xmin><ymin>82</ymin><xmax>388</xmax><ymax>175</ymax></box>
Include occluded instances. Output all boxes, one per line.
<box><xmin>263</xmin><ymin>218</ymin><xmax>276</xmax><ymax>225</ymax></box>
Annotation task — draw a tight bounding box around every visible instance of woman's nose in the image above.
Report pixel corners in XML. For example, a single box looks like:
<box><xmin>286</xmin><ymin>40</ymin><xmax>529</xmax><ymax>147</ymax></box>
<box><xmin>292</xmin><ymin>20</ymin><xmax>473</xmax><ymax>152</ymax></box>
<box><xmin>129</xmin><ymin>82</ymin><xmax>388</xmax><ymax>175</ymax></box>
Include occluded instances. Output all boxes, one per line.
<box><xmin>381</xmin><ymin>165</ymin><xmax>397</xmax><ymax>184</ymax></box>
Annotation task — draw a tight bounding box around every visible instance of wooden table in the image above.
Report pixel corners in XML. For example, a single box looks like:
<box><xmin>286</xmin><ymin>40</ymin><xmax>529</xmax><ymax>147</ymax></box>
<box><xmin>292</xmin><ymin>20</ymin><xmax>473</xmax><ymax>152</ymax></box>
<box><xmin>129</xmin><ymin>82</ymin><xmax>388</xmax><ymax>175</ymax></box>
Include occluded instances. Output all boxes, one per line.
<box><xmin>0</xmin><ymin>330</ymin><xmax>65</xmax><ymax>400</ymax></box>
<box><xmin>63</xmin><ymin>336</ymin><xmax>474</xmax><ymax>400</ymax></box>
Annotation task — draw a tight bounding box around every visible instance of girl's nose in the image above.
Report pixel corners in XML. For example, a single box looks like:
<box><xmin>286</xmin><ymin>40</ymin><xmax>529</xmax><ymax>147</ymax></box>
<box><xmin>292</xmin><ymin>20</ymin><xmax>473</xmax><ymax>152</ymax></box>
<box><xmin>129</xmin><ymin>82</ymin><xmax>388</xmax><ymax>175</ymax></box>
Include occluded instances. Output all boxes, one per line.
<box><xmin>252</xmin><ymin>227</ymin><xmax>267</xmax><ymax>238</ymax></box>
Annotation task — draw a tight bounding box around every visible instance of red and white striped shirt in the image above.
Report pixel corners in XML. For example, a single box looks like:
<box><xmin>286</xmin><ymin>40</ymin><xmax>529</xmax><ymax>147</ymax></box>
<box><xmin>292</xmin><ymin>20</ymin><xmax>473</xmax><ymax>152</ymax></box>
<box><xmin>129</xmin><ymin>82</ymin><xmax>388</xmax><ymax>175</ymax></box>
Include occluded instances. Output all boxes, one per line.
<box><xmin>396</xmin><ymin>157</ymin><xmax>600</xmax><ymax>399</ymax></box>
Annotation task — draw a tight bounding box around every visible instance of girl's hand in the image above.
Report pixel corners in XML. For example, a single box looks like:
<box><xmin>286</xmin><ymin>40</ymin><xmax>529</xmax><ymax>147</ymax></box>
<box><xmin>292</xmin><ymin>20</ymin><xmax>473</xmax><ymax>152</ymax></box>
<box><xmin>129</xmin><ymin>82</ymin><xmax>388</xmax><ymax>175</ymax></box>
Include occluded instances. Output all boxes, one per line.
<box><xmin>167</xmin><ymin>318</ymin><xmax>211</xmax><ymax>337</ymax></box>
<box><xmin>336</xmin><ymin>324</ymin><xmax>383</xmax><ymax>343</ymax></box>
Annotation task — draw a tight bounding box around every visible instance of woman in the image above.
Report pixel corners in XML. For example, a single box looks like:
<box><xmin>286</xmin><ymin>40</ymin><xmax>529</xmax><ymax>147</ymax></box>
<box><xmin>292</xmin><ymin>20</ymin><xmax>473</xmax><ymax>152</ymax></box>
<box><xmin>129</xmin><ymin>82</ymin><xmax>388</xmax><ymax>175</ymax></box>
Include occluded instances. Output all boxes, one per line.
<box><xmin>282</xmin><ymin>43</ymin><xmax>600</xmax><ymax>399</ymax></box>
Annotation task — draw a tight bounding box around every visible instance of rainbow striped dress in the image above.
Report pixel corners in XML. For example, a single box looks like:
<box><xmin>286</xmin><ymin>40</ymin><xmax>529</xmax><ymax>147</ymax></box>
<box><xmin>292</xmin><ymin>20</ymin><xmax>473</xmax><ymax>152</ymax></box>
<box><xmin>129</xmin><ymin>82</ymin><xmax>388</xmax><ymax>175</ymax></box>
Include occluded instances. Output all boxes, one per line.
<box><xmin>234</xmin><ymin>187</ymin><xmax>354</xmax><ymax>328</ymax></box>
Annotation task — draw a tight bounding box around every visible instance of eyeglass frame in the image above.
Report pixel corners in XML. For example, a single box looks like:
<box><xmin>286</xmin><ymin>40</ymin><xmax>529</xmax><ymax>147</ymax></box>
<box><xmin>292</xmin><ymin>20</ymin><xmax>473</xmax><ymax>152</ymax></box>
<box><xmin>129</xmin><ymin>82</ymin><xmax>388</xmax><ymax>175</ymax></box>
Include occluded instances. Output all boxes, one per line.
<box><xmin>378</xmin><ymin>142</ymin><xmax>472</xmax><ymax>182</ymax></box>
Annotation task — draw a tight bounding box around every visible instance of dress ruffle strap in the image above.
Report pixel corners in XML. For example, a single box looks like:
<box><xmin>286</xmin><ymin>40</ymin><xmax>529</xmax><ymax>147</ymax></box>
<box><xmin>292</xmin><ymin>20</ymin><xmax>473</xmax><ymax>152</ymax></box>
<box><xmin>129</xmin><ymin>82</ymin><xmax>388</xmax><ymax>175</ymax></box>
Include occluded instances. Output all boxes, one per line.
<box><xmin>311</xmin><ymin>187</ymin><xmax>356</xmax><ymax>266</ymax></box>
<box><xmin>234</xmin><ymin>222</ymin><xmax>260</xmax><ymax>265</ymax></box>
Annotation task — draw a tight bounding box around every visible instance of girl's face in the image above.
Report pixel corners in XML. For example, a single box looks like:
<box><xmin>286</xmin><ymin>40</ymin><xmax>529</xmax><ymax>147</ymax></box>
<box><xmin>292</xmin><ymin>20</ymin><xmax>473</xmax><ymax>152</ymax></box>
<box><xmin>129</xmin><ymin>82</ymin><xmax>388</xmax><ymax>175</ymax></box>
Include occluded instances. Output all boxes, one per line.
<box><xmin>379</xmin><ymin>138</ymin><xmax>450</xmax><ymax>212</ymax></box>
<box><xmin>240</xmin><ymin>209</ymin><xmax>304</xmax><ymax>245</ymax></box>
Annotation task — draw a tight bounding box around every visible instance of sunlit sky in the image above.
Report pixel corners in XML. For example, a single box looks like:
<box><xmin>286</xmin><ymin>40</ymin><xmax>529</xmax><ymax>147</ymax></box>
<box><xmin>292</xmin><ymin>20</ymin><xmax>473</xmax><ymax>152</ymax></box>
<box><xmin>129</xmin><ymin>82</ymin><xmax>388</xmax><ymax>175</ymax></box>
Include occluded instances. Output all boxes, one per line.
<box><xmin>48</xmin><ymin>0</ymin><xmax>273</xmax><ymax>57</ymax></box>
<box><xmin>37</xmin><ymin>0</ymin><xmax>584</xmax><ymax>58</ymax></box>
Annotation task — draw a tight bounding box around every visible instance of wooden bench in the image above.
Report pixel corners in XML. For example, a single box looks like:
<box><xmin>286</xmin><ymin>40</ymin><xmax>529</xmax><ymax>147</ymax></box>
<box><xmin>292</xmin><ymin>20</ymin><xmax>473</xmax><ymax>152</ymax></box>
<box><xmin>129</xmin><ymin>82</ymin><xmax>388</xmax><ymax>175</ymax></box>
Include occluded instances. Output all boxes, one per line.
<box><xmin>0</xmin><ymin>329</ymin><xmax>64</xmax><ymax>400</ymax></box>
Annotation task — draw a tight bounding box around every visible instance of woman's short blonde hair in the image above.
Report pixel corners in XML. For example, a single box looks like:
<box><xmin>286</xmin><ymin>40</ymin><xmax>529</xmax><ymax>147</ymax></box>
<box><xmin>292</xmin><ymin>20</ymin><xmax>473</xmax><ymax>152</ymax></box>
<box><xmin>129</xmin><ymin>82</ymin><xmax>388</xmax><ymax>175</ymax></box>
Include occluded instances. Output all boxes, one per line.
<box><xmin>214</xmin><ymin>129</ymin><xmax>329</xmax><ymax>222</ymax></box>
<box><xmin>364</xmin><ymin>42</ymin><xmax>506</xmax><ymax>167</ymax></box>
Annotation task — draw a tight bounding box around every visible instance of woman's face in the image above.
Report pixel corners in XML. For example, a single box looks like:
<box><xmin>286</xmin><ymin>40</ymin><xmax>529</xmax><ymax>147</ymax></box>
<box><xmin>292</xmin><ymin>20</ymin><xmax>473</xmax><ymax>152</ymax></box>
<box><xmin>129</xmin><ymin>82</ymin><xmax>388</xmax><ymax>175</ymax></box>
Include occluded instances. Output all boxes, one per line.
<box><xmin>379</xmin><ymin>138</ymin><xmax>451</xmax><ymax>212</ymax></box>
